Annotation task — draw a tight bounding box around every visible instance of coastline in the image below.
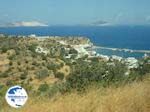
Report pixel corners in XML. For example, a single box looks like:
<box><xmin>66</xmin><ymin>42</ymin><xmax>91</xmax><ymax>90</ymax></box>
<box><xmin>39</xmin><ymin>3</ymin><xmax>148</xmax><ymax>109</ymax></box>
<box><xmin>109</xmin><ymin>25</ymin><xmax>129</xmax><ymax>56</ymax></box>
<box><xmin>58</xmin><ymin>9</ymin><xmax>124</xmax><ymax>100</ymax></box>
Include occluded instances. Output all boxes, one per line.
<box><xmin>31</xmin><ymin>35</ymin><xmax>150</xmax><ymax>54</ymax></box>
<box><xmin>16</xmin><ymin>33</ymin><xmax>150</xmax><ymax>54</ymax></box>
<box><xmin>93</xmin><ymin>46</ymin><xmax>150</xmax><ymax>54</ymax></box>
<box><xmin>0</xmin><ymin>34</ymin><xmax>150</xmax><ymax>58</ymax></box>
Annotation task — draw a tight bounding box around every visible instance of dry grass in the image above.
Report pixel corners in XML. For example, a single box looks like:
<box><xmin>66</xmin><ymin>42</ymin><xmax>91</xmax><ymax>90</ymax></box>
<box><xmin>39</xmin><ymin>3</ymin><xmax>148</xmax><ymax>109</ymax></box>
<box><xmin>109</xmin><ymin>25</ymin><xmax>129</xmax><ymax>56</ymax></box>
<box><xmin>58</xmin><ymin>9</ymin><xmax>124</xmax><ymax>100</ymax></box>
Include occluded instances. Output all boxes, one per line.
<box><xmin>0</xmin><ymin>54</ymin><xmax>9</xmax><ymax>72</ymax></box>
<box><xmin>2</xmin><ymin>80</ymin><xmax>150</xmax><ymax>112</ymax></box>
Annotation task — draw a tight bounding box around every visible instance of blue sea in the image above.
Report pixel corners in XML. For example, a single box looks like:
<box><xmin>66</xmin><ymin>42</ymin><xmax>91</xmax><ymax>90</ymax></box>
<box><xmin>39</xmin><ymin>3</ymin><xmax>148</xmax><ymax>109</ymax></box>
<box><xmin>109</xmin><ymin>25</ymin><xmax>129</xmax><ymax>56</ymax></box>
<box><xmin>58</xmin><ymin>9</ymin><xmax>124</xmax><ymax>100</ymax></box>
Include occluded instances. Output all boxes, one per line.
<box><xmin>0</xmin><ymin>25</ymin><xmax>150</xmax><ymax>58</ymax></box>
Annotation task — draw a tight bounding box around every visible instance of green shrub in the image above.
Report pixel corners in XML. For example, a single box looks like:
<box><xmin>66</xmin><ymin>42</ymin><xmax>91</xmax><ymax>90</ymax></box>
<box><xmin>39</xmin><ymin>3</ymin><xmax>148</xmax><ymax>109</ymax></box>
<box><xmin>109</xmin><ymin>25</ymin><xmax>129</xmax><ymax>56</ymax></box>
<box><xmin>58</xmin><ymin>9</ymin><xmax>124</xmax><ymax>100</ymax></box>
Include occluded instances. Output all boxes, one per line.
<box><xmin>28</xmin><ymin>44</ymin><xmax>37</xmax><ymax>53</ymax></box>
<box><xmin>37</xmin><ymin>82</ymin><xmax>69</xmax><ymax>97</ymax></box>
<box><xmin>36</xmin><ymin>69</ymin><xmax>49</xmax><ymax>80</ymax></box>
<box><xmin>20</xmin><ymin>72</ymin><xmax>28</xmax><ymax>80</ymax></box>
<box><xmin>31</xmin><ymin>53</ymin><xmax>37</xmax><ymax>58</ymax></box>
<box><xmin>1</xmin><ymin>46</ymin><xmax>8</xmax><ymax>53</ymax></box>
<box><xmin>9</xmin><ymin>61</ymin><xmax>13</xmax><ymax>66</ymax></box>
<box><xmin>69</xmin><ymin>48</ymin><xmax>78</xmax><ymax>54</ymax></box>
<box><xmin>38</xmin><ymin>83</ymin><xmax>49</xmax><ymax>92</ymax></box>
<box><xmin>0</xmin><ymin>72</ymin><xmax>9</xmax><ymax>78</ymax></box>
<box><xmin>66</xmin><ymin>61</ymin><xmax>127</xmax><ymax>91</ymax></box>
<box><xmin>90</xmin><ymin>57</ymin><xmax>99</xmax><ymax>62</ymax></box>
<box><xmin>15</xmin><ymin>48</ymin><xmax>20</xmax><ymax>55</ymax></box>
<box><xmin>47</xmin><ymin>63</ymin><xmax>56</xmax><ymax>70</ymax></box>
<box><xmin>32</xmin><ymin>61</ymin><xmax>39</xmax><ymax>66</ymax></box>
<box><xmin>60</xmin><ymin>63</ymin><xmax>64</xmax><ymax>67</ymax></box>
<box><xmin>137</xmin><ymin>64</ymin><xmax>150</xmax><ymax>75</ymax></box>
<box><xmin>42</xmin><ymin>62</ymin><xmax>46</xmax><ymax>66</ymax></box>
<box><xmin>105</xmin><ymin>61</ymin><xmax>127</xmax><ymax>85</ymax></box>
<box><xmin>31</xmin><ymin>66</ymin><xmax>35</xmax><ymax>70</ymax></box>
<box><xmin>54</xmin><ymin>72</ymin><xmax>64</xmax><ymax>80</ymax></box>
<box><xmin>46</xmin><ymin>83</ymin><xmax>66</xmax><ymax>98</ymax></box>
<box><xmin>41</xmin><ymin>54</ymin><xmax>47</xmax><ymax>60</ymax></box>
<box><xmin>8</xmin><ymin>54</ymin><xmax>16</xmax><ymax>60</ymax></box>
<box><xmin>66</xmin><ymin>61</ymin><xmax>105</xmax><ymax>91</ymax></box>
<box><xmin>17</xmin><ymin>61</ymin><xmax>21</xmax><ymax>65</ymax></box>
<box><xmin>126</xmin><ymin>71</ymin><xmax>141</xmax><ymax>82</ymax></box>
<box><xmin>25</xmin><ymin>60</ymin><xmax>29</xmax><ymax>64</ymax></box>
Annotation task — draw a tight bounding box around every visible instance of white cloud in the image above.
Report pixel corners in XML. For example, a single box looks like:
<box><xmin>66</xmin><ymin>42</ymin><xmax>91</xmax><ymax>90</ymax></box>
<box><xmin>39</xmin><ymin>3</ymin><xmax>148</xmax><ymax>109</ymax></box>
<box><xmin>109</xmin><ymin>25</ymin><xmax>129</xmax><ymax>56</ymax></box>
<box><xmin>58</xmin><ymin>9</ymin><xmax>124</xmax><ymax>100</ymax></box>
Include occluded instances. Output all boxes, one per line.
<box><xmin>10</xmin><ymin>21</ymin><xmax>48</xmax><ymax>27</ymax></box>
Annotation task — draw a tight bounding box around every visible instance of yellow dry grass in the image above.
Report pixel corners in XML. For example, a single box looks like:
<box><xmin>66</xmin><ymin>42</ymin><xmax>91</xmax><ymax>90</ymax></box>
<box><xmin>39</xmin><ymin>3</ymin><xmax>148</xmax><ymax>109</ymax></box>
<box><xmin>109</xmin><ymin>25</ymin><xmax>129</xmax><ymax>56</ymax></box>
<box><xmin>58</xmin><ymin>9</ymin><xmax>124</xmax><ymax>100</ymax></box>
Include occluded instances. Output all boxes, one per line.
<box><xmin>0</xmin><ymin>54</ymin><xmax>9</xmax><ymax>72</ymax></box>
<box><xmin>2</xmin><ymin>80</ymin><xmax>150</xmax><ymax>112</ymax></box>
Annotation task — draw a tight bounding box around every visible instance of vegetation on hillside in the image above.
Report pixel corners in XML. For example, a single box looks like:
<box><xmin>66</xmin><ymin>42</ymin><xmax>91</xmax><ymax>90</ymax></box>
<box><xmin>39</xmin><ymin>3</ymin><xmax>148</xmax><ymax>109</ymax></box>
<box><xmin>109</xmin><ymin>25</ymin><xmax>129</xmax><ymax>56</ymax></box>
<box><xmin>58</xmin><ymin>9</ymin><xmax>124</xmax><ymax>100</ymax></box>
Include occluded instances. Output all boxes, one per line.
<box><xmin>2</xmin><ymin>79</ymin><xmax>150</xmax><ymax>112</ymax></box>
<box><xmin>0</xmin><ymin>35</ymin><xmax>150</xmax><ymax>111</ymax></box>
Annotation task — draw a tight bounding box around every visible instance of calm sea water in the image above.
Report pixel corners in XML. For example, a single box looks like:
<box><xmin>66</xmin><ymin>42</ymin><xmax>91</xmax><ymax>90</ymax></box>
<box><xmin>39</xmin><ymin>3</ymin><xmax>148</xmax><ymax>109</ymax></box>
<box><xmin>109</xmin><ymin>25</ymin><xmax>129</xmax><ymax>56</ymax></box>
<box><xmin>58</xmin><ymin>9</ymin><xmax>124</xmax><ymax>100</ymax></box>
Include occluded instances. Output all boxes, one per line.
<box><xmin>0</xmin><ymin>25</ymin><xmax>150</xmax><ymax>58</ymax></box>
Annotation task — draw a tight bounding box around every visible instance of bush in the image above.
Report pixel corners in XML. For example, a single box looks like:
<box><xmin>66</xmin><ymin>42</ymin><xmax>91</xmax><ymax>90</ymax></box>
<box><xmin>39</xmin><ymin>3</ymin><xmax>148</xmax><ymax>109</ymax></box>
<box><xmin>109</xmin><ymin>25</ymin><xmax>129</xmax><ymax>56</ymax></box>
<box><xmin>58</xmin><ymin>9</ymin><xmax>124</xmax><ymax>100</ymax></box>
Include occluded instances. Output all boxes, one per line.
<box><xmin>48</xmin><ymin>83</ymin><xmax>70</xmax><ymax>97</ymax></box>
<box><xmin>54</xmin><ymin>72</ymin><xmax>65</xmax><ymax>80</ymax></box>
<box><xmin>41</xmin><ymin>54</ymin><xmax>47</xmax><ymax>60</ymax></box>
<box><xmin>38</xmin><ymin>83</ymin><xmax>49</xmax><ymax>92</ymax></box>
<box><xmin>126</xmin><ymin>71</ymin><xmax>141</xmax><ymax>82</ymax></box>
<box><xmin>69</xmin><ymin>48</ymin><xmax>78</xmax><ymax>54</ymax></box>
<box><xmin>47</xmin><ymin>63</ymin><xmax>56</xmax><ymax>70</ymax></box>
<box><xmin>8</xmin><ymin>54</ymin><xmax>16</xmax><ymax>60</ymax></box>
<box><xmin>37</xmin><ymin>82</ymin><xmax>69</xmax><ymax>97</ymax></box>
<box><xmin>17</xmin><ymin>61</ymin><xmax>21</xmax><ymax>65</ymax></box>
<box><xmin>25</xmin><ymin>60</ymin><xmax>29</xmax><ymax>64</ymax></box>
<box><xmin>104</xmin><ymin>61</ymin><xmax>127</xmax><ymax>85</ymax></box>
<box><xmin>15</xmin><ymin>48</ymin><xmax>20</xmax><ymax>55</ymax></box>
<box><xmin>60</xmin><ymin>63</ymin><xmax>64</xmax><ymax>67</ymax></box>
<box><xmin>20</xmin><ymin>72</ymin><xmax>28</xmax><ymax>80</ymax></box>
<box><xmin>66</xmin><ymin>61</ymin><xmax>128</xmax><ymax>91</ymax></box>
<box><xmin>31</xmin><ymin>53</ymin><xmax>37</xmax><ymax>58</ymax></box>
<box><xmin>9</xmin><ymin>61</ymin><xmax>13</xmax><ymax>66</ymax></box>
<box><xmin>32</xmin><ymin>61</ymin><xmax>39</xmax><ymax>66</ymax></box>
<box><xmin>0</xmin><ymin>72</ymin><xmax>9</xmax><ymax>78</ymax></box>
<box><xmin>36</xmin><ymin>69</ymin><xmax>49</xmax><ymax>80</ymax></box>
<box><xmin>137</xmin><ymin>64</ymin><xmax>150</xmax><ymax>75</ymax></box>
<box><xmin>28</xmin><ymin>44</ymin><xmax>37</xmax><ymax>53</ymax></box>
<box><xmin>1</xmin><ymin>46</ymin><xmax>8</xmax><ymax>53</ymax></box>
<box><xmin>66</xmin><ymin>61</ymin><xmax>106</xmax><ymax>91</ymax></box>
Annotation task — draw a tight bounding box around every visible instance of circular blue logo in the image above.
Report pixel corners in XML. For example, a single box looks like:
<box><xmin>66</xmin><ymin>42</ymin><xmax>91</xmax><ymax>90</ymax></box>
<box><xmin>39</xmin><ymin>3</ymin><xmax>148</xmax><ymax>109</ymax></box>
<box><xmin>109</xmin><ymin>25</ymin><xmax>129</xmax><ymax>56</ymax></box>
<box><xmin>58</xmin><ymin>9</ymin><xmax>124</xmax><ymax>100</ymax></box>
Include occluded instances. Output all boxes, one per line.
<box><xmin>5</xmin><ymin>85</ymin><xmax>28</xmax><ymax>108</ymax></box>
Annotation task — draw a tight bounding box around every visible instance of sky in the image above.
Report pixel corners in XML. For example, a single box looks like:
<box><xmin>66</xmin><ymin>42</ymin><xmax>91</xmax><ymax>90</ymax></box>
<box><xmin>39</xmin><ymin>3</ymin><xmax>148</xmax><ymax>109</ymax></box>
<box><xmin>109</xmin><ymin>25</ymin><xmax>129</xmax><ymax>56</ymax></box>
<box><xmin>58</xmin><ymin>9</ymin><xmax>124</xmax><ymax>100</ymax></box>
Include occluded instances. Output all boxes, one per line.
<box><xmin>0</xmin><ymin>0</ymin><xmax>150</xmax><ymax>26</ymax></box>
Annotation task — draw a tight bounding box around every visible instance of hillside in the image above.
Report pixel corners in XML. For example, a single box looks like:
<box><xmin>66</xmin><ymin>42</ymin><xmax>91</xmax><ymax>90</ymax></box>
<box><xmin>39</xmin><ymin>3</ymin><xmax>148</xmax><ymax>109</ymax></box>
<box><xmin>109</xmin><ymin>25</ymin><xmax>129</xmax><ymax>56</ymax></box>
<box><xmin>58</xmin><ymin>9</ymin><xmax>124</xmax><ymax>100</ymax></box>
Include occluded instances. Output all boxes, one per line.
<box><xmin>2</xmin><ymin>77</ymin><xmax>150</xmax><ymax>112</ymax></box>
<box><xmin>0</xmin><ymin>35</ymin><xmax>150</xmax><ymax>112</ymax></box>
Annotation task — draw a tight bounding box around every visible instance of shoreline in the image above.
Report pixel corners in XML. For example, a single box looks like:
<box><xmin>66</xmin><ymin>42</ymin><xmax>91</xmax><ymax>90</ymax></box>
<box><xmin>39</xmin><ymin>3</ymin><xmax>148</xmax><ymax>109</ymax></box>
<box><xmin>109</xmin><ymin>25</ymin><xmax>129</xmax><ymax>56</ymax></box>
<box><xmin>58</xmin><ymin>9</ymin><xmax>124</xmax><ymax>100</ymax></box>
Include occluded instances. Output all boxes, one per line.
<box><xmin>93</xmin><ymin>46</ymin><xmax>150</xmax><ymax>54</ymax></box>
<box><xmin>0</xmin><ymin>34</ymin><xmax>150</xmax><ymax>58</ymax></box>
<box><xmin>29</xmin><ymin>35</ymin><xmax>150</xmax><ymax>54</ymax></box>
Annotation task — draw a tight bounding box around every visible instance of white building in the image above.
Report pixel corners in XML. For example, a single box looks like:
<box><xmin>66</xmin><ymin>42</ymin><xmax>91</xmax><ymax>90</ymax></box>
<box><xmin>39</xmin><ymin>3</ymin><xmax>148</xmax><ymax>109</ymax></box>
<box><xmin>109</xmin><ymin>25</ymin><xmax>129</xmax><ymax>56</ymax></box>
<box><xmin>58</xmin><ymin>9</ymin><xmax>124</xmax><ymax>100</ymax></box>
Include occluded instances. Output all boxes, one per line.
<box><xmin>98</xmin><ymin>54</ymin><xmax>110</xmax><ymax>61</ymax></box>
<box><xmin>111</xmin><ymin>55</ymin><xmax>123</xmax><ymax>61</ymax></box>
<box><xmin>73</xmin><ymin>45</ymin><xmax>89</xmax><ymax>58</ymax></box>
<box><xmin>35</xmin><ymin>46</ymin><xmax>48</xmax><ymax>55</ymax></box>
<box><xmin>125</xmin><ymin>57</ymin><xmax>138</xmax><ymax>69</ymax></box>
